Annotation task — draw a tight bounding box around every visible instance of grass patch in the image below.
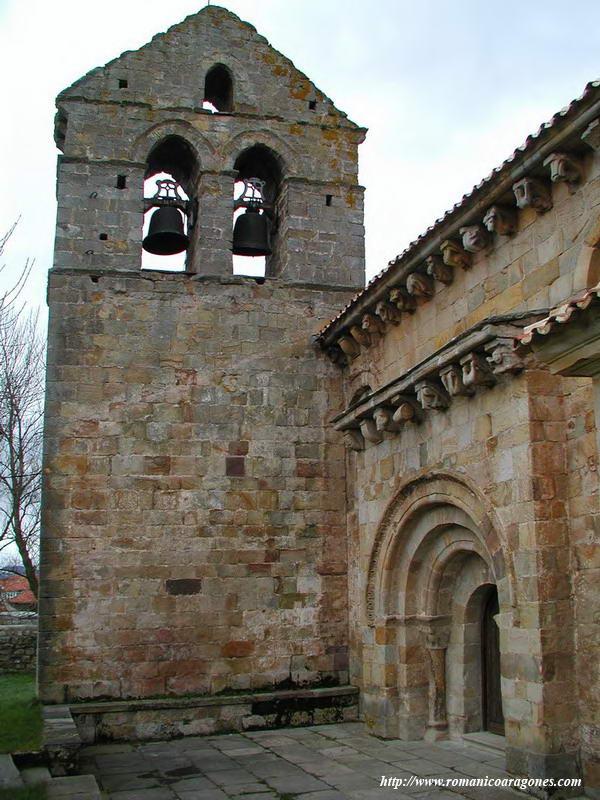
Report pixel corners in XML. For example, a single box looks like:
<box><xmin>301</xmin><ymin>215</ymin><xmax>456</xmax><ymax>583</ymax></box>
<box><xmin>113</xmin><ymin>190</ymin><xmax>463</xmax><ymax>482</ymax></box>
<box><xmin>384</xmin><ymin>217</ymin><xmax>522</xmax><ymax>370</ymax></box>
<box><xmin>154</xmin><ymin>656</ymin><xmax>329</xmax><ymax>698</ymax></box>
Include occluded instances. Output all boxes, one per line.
<box><xmin>0</xmin><ymin>787</ymin><xmax>47</xmax><ymax>800</ymax></box>
<box><xmin>0</xmin><ymin>673</ymin><xmax>43</xmax><ymax>754</ymax></box>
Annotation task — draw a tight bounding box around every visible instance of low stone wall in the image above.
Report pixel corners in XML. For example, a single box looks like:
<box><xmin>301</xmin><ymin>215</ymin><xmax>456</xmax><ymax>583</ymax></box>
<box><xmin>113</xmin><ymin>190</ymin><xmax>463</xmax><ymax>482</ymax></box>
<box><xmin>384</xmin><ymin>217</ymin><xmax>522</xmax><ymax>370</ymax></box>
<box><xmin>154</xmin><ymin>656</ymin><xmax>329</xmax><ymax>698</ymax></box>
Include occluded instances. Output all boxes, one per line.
<box><xmin>70</xmin><ymin>685</ymin><xmax>359</xmax><ymax>743</ymax></box>
<box><xmin>0</xmin><ymin>624</ymin><xmax>37</xmax><ymax>673</ymax></box>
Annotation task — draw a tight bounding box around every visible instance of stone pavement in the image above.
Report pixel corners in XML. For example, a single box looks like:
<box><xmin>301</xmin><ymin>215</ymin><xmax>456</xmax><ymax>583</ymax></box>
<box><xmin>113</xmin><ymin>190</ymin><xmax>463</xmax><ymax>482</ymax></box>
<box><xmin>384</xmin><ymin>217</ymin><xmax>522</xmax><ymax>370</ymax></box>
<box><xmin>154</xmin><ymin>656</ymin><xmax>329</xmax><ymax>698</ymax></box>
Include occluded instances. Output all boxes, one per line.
<box><xmin>80</xmin><ymin>721</ymin><xmax>532</xmax><ymax>800</ymax></box>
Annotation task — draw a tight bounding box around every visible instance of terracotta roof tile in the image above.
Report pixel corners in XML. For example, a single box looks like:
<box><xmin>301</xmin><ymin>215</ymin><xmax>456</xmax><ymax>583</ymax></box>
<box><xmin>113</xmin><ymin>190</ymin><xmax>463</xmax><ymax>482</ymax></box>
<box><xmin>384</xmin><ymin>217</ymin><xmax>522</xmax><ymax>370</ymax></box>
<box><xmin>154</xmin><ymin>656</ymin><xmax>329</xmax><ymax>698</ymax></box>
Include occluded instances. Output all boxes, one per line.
<box><xmin>519</xmin><ymin>283</ymin><xmax>600</xmax><ymax>345</ymax></box>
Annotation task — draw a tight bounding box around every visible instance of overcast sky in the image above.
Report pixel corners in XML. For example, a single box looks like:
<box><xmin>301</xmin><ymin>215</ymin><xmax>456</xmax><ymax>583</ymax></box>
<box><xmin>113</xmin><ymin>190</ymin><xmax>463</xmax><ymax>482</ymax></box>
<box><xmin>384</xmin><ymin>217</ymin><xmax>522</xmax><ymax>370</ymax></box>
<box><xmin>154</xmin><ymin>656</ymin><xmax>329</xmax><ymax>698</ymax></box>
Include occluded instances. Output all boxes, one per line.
<box><xmin>0</xmin><ymin>0</ymin><xmax>599</xmax><ymax>317</ymax></box>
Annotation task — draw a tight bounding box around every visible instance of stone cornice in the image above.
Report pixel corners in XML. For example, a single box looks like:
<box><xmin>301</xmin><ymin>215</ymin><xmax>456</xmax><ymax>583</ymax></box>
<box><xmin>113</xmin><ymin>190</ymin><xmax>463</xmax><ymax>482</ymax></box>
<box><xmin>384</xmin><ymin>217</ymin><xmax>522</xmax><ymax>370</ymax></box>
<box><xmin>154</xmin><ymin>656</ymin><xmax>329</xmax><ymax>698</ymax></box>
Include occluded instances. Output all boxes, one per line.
<box><xmin>317</xmin><ymin>87</ymin><xmax>600</xmax><ymax>355</ymax></box>
<box><xmin>332</xmin><ymin>312</ymin><xmax>545</xmax><ymax>449</ymax></box>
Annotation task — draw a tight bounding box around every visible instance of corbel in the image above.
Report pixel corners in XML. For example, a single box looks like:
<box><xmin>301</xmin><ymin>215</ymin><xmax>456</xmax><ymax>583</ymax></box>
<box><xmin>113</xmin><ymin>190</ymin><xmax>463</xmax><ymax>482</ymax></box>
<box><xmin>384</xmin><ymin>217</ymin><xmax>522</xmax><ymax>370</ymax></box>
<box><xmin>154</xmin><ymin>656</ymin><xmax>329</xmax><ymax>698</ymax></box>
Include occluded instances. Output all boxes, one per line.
<box><xmin>373</xmin><ymin>407</ymin><xmax>399</xmax><ymax>433</ymax></box>
<box><xmin>349</xmin><ymin>325</ymin><xmax>371</xmax><ymax>349</ymax></box>
<box><xmin>359</xmin><ymin>417</ymin><xmax>383</xmax><ymax>445</ymax></box>
<box><xmin>375</xmin><ymin>299</ymin><xmax>402</xmax><ymax>326</ymax></box>
<box><xmin>484</xmin><ymin>339</ymin><xmax>530</xmax><ymax>375</ymax></box>
<box><xmin>344</xmin><ymin>429</ymin><xmax>364</xmax><ymax>451</ymax></box>
<box><xmin>406</xmin><ymin>271</ymin><xmax>434</xmax><ymax>298</ymax></box>
<box><xmin>512</xmin><ymin>177</ymin><xmax>553</xmax><ymax>213</ymax></box>
<box><xmin>426</xmin><ymin>255</ymin><xmax>453</xmax><ymax>285</ymax></box>
<box><xmin>414</xmin><ymin>380</ymin><xmax>450</xmax><ymax>410</ymax></box>
<box><xmin>439</xmin><ymin>363</ymin><xmax>474</xmax><ymax>397</ymax></box>
<box><xmin>483</xmin><ymin>205</ymin><xmax>517</xmax><ymax>237</ymax></box>
<box><xmin>361</xmin><ymin>313</ymin><xmax>386</xmax><ymax>337</ymax></box>
<box><xmin>440</xmin><ymin>239</ymin><xmax>472</xmax><ymax>271</ymax></box>
<box><xmin>459</xmin><ymin>224</ymin><xmax>490</xmax><ymax>254</ymax></box>
<box><xmin>460</xmin><ymin>351</ymin><xmax>496</xmax><ymax>389</ymax></box>
<box><xmin>337</xmin><ymin>334</ymin><xmax>360</xmax><ymax>360</ymax></box>
<box><xmin>390</xmin><ymin>394</ymin><xmax>422</xmax><ymax>425</ymax></box>
<box><xmin>543</xmin><ymin>152</ymin><xmax>583</xmax><ymax>193</ymax></box>
<box><xmin>389</xmin><ymin>287</ymin><xmax>416</xmax><ymax>312</ymax></box>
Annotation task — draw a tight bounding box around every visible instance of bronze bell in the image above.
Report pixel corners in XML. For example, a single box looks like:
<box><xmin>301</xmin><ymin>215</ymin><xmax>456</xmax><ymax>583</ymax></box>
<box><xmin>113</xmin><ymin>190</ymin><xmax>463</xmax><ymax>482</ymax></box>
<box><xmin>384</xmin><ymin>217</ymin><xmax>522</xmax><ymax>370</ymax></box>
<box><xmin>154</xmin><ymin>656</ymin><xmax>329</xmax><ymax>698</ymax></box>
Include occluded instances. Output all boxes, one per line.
<box><xmin>232</xmin><ymin>206</ymin><xmax>272</xmax><ymax>256</ymax></box>
<box><xmin>143</xmin><ymin>206</ymin><xmax>189</xmax><ymax>256</ymax></box>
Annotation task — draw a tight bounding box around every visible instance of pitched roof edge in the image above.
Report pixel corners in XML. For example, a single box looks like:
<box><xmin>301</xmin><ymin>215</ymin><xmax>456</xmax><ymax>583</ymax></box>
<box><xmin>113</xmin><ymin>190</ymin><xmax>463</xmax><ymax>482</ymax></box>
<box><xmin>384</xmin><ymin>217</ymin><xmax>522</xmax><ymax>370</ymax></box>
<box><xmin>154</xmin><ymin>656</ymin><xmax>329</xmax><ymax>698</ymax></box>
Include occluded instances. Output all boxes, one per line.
<box><xmin>316</xmin><ymin>80</ymin><xmax>600</xmax><ymax>346</ymax></box>
<box><xmin>56</xmin><ymin>6</ymin><xmax>360</xmax><ymax>128</ymax></box>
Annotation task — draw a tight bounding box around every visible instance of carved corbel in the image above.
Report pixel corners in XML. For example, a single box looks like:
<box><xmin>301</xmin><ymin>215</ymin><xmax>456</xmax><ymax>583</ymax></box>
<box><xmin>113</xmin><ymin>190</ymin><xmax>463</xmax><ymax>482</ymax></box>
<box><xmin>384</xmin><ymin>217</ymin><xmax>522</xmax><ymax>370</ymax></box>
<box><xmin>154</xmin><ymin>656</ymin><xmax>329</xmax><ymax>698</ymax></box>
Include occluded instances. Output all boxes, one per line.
<box><xmin>373</xmin><ymin>407</ymin><xmax>399</xmax><ymax>433</ymax></box>
<box><xmin>543</xmin><ymin>152</ymin><xmax>583</xmax><ymax>192</ymax></box>
<box><xmin>406</xmin><ymin>271</ymin><xmax>434</xmax><ymax>298</ymax></box>
<box><xmin>582</xmin><ymin>118</ymin><xmax>600</xmax><ymax>151</ymax></box>
<box><xmin>360</xmin><ymin>417</ymin><xmax>383</xmax><ymax>445</ymax></box>
<box><xmin>485</xmin><ymin>341</ymin><xmax>530</xmax><ymax>375</ymax></box>
<box><xmin>337</xmin><ymin>335</ymin><xmax>360</xmax><ymax>360</ymax></box>
<box><xmin>512</xmin><ymin>177</ymin><xmax>553</xmax><ymax>213</ymax></box>
<box><xmin>375</xmin><ymin>300</ymin><xmax>402</xmax><ymax>326</ymax></box>
<box><xmin>390</xmin><ymin>394</ymin><xmax>421</xmax><ymax>425</ymax></box>
<box><xmin>389</xmin><ymin>287</ymin><xmax>416</xmax><ymax>312</ymax></box>
<box><xmin>415</xmin><ymin>380</ymin><xmax>450</xmax><ymax>410</ymax></box>
<box><xmin>459</xmin><ymin>224</ymin><xmax>490</xmax><ymax>253</ymax></box>
<box><xmin>325</xmin><ymin>345</ymin><xmax>344</xmax><ymax>364</ymax></box>
<box><xmin>344</xmin><ymin>429</ymin><xmax>364</xmax><ymax>451</ymax></box>
<box><xmin>426</xmin><ymin>255</ymin><xmax>453</xmax><ymax>285</ymax></box>
<box><xmin>362</xmin><ymin>313</ymin><xmax>386</xmax><ymax>336</ymax></box>
<box><xmin>349</xmin><ymin>325</ymin><xmax>371</xmax><ymax>349</ymax></box>
<box><xmin>461</xmin><ymin>351</ymin><xmax>496</xmax><ymax>389</ymax></box>
<box><xmin>440</xmin><ymin>239</ymin><xmax>472</xmax><ymax>271</ymax></box>
<box><xmin>483</xmin><ymin>205</ymin><xmax>517</xmax><ymax>237</ymax></box>
<box><xmin>439</xmin><ymin>363</ymin><xmax>474</xmax><ymax>397</ymax></box>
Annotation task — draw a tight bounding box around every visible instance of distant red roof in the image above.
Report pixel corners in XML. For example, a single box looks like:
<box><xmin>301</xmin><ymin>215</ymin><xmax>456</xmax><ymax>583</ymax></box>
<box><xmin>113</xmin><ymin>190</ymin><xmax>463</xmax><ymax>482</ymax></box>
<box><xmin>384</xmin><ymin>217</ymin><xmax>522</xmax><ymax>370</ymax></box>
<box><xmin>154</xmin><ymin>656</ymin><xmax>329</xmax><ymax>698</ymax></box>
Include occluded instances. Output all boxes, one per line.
<box><xmin>0</xmin><ymin>574</ymin><xmax>37</xmax><ymax>607</ymax></box>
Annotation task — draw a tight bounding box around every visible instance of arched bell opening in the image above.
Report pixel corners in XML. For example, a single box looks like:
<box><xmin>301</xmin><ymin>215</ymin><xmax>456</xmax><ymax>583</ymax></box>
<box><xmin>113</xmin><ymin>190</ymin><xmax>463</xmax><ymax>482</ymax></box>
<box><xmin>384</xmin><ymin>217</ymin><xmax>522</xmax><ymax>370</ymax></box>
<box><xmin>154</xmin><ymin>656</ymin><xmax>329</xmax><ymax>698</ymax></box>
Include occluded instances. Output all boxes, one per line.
<box><xmin>142</xmin><ymin>135</ymin><xmax>198</xmax><ymax>272</ymax></box>
<box><xmin>203</xmin><ymin>64</ymin><xmax>233</xmax><ymax>112</ymax></box>
<box><xmin>232</xmin><ymin>145</ymin><xmax>282</xmax><ymax>278</ymax></box>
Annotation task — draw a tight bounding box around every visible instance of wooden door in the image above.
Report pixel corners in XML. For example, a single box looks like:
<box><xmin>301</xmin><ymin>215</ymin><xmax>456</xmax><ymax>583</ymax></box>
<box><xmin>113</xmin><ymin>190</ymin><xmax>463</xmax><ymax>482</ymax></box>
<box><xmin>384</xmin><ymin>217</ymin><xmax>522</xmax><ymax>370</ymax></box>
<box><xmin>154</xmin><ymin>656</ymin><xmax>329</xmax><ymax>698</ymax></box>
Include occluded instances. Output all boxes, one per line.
<box><xmin>482</xmin><ymin>586</ymin><xmax>504</xmax><ymax>734</ymax></box>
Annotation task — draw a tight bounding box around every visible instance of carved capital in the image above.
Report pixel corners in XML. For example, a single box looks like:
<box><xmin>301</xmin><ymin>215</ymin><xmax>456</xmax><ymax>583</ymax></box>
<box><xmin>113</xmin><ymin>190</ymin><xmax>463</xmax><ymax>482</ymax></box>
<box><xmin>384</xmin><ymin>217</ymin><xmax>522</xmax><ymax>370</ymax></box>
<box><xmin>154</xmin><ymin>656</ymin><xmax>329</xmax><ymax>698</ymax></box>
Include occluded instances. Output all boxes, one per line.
<box><xmin>483</xmin><ymin>204</ymin><xmax>517</xmax><ymax>237</ymax></box>
<box><xmin>417</xmin><ymin>616</ymin><xmax>451</xmax><ymax>649</ymax></box>
<box><xmin>459</xmin><ymin>224</ymin><xmax>490</xmax><ymax>253</ymax></box>
<box><xmin>426</xmin><ymin>255</ymin><xmax>453</xmax><ymax>285</ymax></box>
<box><xmin>375</xmin><ymin>300</ymin><xmax>402</xmax><ymax>326</ymax></box>
<box><xmin>350</xmin><ymin>325</ymin><xmax>370</xmax><ymax>349</ymax></box>
<box><xmin>486</xmin><ymin>341</ymin><xmax>529</xmax><ymax>375</ymax></box>
<box><xmin>582</xmin><ymin>118</ymin><xmax>600</xmax><ymax>151</ymax></box>
<box><xmin>460</xmin><ymin>351</ymin><xmax>496</xmax><ymax>388</ymax></box>
<box><xmin>440</xmin><ymin>239</ymin><xmax>472</xmax><ymax>271</ymax></box>
<box><xmin>513</xmin><ymin>177</ymin><xmax>553</xmax><ymax>213</ymax></box>
<box><xmin>406</xmin><ymin>271</ymin><xmax>434</xmax><ymax>298</ymax></box>
<box><xmin>389</xmin><ymin>287</ymin><xmax>416</xmax><ymax>312</ymax></box>
<box><xmin>338</xmin><ymin>335</ymin><xmax>360</xmax><ymax>360</ymax></box>
<box><xmin>360</xmin><ymin>417</ymin><xmax>383</xmax><ymax>444</ymax></box>
<box><xmin>415</xmin><ymin>380</ymin><xmax>450</xmax><ymax>410</ymax></box>
<box><xmin>344</xmin><ymin>429</ymin><xmax>364</xmax><ymax>451</ymax></box>
<box><xmin>543</xmin><ymin>151</ymin><xmax>583</xmax><ymax>192</ymax></box>
<box><xmin>439</xmin><ymin>363</ymin><xmax>474</xmax><ymax>397</ymax></box>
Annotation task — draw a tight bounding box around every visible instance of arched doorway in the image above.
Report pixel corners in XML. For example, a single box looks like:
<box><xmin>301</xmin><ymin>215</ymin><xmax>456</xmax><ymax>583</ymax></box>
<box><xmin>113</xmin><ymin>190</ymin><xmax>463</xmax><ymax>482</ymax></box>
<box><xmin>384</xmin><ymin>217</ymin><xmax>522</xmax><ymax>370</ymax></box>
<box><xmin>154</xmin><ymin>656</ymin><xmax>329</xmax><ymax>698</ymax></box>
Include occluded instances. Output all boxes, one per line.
<box><xmin>364</xmin><ymin>472</ymin><xmax>513</xmax><ymax>742</ymax></box>
<box><xmin>482</xmin><ymin>585</ymin><xmax>504</xmax><ymax>734</ymax></box>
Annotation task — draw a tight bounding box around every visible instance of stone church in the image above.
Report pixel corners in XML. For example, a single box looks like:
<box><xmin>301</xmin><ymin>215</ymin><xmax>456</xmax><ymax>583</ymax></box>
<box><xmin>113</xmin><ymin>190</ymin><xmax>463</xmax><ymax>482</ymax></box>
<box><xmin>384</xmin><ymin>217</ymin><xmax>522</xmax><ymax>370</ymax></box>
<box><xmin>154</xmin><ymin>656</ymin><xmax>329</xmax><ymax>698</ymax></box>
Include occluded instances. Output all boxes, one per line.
<box><xmin>39</xmin><ymin>5</ymin><xmax>599</xmax><ymax>794</ymax></box>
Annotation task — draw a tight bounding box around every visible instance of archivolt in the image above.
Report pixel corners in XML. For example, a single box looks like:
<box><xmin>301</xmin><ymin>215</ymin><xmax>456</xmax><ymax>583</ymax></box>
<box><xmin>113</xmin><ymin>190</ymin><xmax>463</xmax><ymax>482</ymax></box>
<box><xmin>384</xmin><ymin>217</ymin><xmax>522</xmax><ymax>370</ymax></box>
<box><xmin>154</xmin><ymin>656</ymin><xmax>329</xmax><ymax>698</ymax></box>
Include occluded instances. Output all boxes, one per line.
<box><xmin>131</xmin><ymin>120</ymin><xmax>217</xmax><ymax>171</ymax></box>
<box><xmin>365</xmin><ymin>470</ymin><xmax>514</xmax><ymax>625</ymax></box>
<box><xmin>220</xmin><ymin>129</ymin><xmax>299</xmax><ymax>176</ymax></box>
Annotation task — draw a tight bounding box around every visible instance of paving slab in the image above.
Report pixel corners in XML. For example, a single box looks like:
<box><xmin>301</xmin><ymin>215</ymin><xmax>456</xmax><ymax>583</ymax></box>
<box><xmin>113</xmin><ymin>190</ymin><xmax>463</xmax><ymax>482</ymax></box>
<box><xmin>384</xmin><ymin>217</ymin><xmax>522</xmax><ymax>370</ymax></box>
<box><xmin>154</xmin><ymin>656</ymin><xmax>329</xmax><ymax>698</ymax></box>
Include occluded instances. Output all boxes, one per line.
<box><xmin>82</xmin><ymin>721</ymin><xmax>547</xmax><ymax>800</ymax></box>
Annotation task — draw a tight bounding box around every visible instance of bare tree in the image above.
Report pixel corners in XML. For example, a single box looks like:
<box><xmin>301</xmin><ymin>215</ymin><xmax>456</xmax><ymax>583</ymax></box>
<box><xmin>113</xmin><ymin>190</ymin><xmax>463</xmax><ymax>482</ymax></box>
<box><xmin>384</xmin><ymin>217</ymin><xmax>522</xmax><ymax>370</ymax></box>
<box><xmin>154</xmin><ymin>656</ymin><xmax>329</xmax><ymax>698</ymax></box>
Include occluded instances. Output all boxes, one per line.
<box><xmin>0</xmin><ymin>223</ymin><xmax>43</xmax><ymax>596</ymax></box>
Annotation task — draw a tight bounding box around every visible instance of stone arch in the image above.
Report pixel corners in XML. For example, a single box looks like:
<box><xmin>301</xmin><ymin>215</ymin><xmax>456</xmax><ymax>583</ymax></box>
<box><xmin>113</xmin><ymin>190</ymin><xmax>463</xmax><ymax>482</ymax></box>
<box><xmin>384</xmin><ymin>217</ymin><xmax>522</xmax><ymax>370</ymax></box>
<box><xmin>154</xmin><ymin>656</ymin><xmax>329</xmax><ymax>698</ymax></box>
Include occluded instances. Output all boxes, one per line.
<box><xmin>362</xmin><ymin>470</ymin><xmax>512</xmax><ymax>742</ymax></box>
<box><xmin>573</xmin><ymin>211</ymin><xmax>600</xmax><ymax>290</ymax></box>
<box><xmin>366</xmin><ymin>470</ymin><xmax>513</xmax><ymax>627</ymax></box>
<box><xmin>131</xmin><ymin>120</ymin><xmax>217</xmax><ymax>172</ymax></box>
<box><xmin>220</xmin><ymin>129</ymin><xmax>299</xmax><ymax>177</ymax></box>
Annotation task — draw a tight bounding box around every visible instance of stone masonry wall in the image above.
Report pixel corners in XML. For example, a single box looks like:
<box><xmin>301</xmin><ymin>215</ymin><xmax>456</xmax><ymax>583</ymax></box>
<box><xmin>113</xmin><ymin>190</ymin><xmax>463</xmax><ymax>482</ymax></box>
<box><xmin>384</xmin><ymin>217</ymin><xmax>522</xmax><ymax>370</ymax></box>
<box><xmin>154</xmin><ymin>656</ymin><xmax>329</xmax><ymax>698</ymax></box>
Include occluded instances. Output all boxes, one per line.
<box><xmin>0</xmin><ymin>625</ymin><xmax>37</xmax><ymax>673</ymax></box>
<box><xmin>39</xmin><ymin>271</ymin><xmax>352</xmax><ymax>703</ymax></box>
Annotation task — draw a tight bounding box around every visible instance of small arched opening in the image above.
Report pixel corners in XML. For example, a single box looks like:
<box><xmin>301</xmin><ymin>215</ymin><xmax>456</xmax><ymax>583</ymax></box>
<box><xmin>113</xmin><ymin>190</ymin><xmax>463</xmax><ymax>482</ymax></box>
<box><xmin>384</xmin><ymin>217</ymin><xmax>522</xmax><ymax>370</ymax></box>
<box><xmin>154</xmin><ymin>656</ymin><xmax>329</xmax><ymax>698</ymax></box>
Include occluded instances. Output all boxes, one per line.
<box><xmin>203</xmin><ymin>64</ymin><xmax>233</xmax><ymax>112</ymax></box>
<box><xmin>232</xmin><ymin>144</ymin><xmax>282</xmax><ymax>278</ymax></box>
<box><xmin>142</xmin><ymin>135</ymin><xmax>198</xmax><ymax>272</ymax></box>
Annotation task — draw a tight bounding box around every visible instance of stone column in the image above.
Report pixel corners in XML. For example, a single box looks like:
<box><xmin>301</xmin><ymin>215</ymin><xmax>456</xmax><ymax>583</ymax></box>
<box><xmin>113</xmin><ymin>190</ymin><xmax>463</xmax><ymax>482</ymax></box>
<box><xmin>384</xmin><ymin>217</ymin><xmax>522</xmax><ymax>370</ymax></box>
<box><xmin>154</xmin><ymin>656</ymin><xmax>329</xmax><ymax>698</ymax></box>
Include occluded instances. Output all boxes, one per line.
<box><xmin>418</xmin><ymin>616</ymin><xmax>451</xmax><ymax>742</ymax></box>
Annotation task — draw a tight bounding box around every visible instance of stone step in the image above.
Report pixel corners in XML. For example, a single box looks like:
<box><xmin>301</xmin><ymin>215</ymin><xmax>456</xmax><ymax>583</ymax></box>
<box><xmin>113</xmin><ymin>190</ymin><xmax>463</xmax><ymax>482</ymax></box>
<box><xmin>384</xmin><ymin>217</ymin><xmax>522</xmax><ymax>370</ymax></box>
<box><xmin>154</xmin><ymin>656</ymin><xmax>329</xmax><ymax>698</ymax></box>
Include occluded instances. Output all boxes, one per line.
<box><xmin>0</xmin><ymin>753</ymin><xmax>24</xmax><ymax>789</ymax></box>
<box><xmin>463</xmin><ymin>730</ymin><xmax>506</xmax><ymax>755</ymax></box>
<box><xmin>21</xmin><ymin>765</ymin><xmax>53</xmax><ymax>785</ymax></box>
<box><xmin>46</xmin><ymin>773</ymin><xmax>101</xmax><ymax>799</ymax></box>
